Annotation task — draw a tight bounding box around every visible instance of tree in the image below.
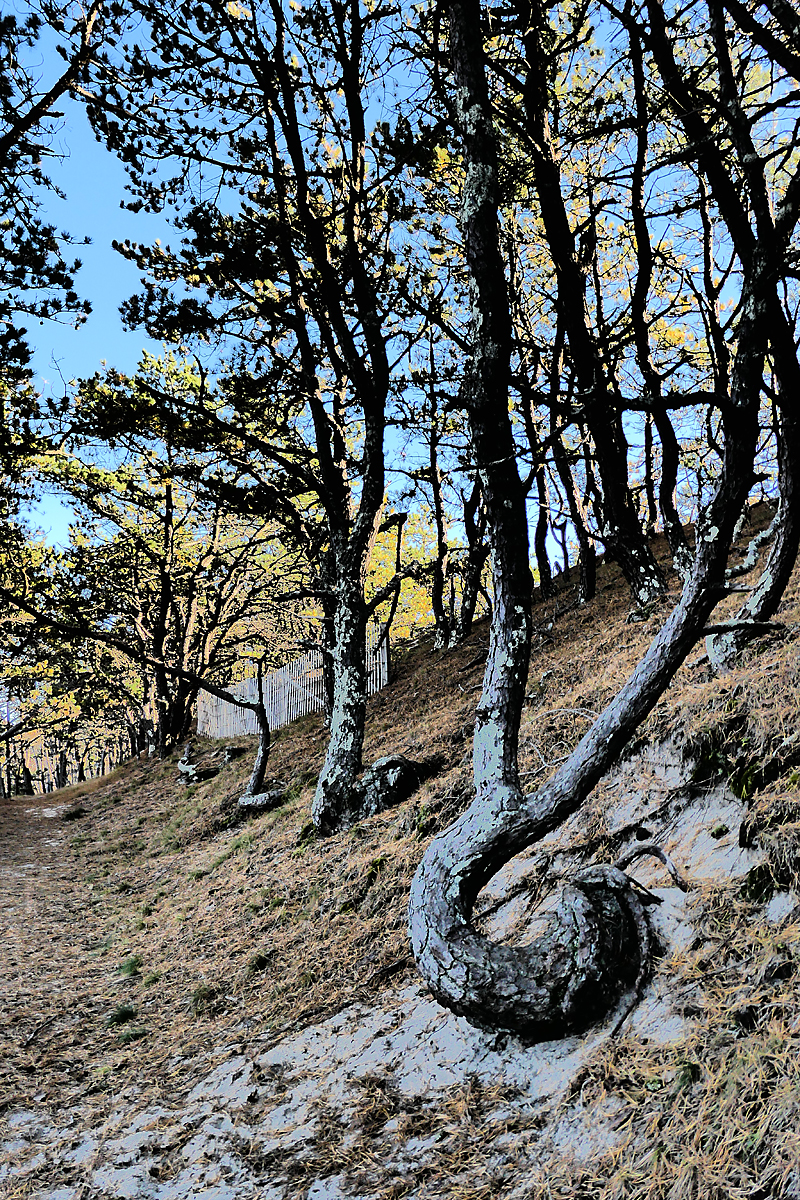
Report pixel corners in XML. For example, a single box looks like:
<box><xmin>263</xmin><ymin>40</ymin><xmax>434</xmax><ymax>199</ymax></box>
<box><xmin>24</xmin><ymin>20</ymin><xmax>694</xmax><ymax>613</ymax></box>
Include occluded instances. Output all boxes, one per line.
<box><xmin>408</xmin><ymin>0</ymin><xmax>800</xmax><ymax>1037</ymax></box>
<box><xmin>393</xmin><ymin>334</ymin><xmax>494</xmax><ymax>647</ymax></box>
<box><xmin>1</xmin><ymin>356</ymin><xmax>310</xmax><ymax>796</ymax></box>
<box><xmin>78</xmin><ymin>0</ymin><xmax>457</xmax><ymax>832</ymax></box>
<box><xmin>0</xmin><ymin>0</ymin><xmax>103</xmax><ymax>375</ymax></box>
<box><xmin>0</xmin><ymin>1</ymin><xmax>109</xmax><ymax>518</ymax></box>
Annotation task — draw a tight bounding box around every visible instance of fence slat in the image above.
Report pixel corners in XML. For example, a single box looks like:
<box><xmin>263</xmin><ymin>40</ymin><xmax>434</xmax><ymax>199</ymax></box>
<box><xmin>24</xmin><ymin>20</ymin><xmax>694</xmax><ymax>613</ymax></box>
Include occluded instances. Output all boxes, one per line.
<box><xmin>197</xmin><ymin>629</ymin><xmax>389</xmax><ymax>739</ymax></box>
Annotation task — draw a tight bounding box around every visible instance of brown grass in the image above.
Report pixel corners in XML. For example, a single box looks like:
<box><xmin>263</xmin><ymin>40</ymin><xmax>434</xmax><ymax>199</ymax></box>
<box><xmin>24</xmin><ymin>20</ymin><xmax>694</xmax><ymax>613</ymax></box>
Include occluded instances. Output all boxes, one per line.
<box><xmin>2</xmin><ymin>499</ymin><xmax>799</xmax><ymax>1197</ymax></box>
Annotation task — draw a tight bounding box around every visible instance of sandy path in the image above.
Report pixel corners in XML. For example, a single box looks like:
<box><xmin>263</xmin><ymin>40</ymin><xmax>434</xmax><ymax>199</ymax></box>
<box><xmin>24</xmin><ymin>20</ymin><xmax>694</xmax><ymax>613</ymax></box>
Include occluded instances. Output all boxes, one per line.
<box><xmin>0</xmin><ymin>793</ymin><xmax>109</xmax><ymax>1108</ymax></box>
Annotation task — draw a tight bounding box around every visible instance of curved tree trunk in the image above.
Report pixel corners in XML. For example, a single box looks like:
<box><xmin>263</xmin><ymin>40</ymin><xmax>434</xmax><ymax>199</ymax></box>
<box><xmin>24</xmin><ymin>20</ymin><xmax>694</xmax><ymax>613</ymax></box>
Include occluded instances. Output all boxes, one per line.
<box><xmin>240</xmin><ymin>664</ymin><xmax>272</xmax><ymax>799</ymax></box>
<box><xmin>409</xmin><ymin>247</ymin><xmax>769</xmax><ymax>1037</ymax></box>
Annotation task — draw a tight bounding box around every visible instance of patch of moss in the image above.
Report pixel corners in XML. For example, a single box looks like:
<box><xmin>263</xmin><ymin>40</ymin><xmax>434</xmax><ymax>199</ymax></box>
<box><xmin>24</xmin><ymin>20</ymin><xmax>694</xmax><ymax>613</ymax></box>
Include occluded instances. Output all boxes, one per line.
<box><xmin>741</xmin><ymin>862</ymin><xmax>775</xmax><ymax>903</ymax></box>
<box><xmin>107</xmin><ymin>1003</ymin><xmax>137</xmax><ymax>1027</ymax></box>
<box><xmin>118</xmin><ymin>954</ymin><xmax>143</xmax><ymax>977</ymax></box>
<box><xmin>117</xmin><ymin>1025</ymin><xmax>147</xmax><ymax>1044</ymax></box>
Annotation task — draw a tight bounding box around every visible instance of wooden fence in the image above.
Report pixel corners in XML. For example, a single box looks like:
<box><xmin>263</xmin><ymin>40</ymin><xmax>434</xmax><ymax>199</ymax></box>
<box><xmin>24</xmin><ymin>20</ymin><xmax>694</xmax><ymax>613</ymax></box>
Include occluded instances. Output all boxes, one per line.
<box><xmin>196</xmin><ymin>627</ymin><xmax>390</xmax><ymax>739</ymax></box>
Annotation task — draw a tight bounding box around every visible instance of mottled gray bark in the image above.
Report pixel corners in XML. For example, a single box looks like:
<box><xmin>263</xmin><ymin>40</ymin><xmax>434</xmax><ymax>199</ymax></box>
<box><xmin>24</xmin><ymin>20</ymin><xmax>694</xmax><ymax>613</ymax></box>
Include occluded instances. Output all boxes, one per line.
<box><xmin>359</xmin><ymin>755</ymin><xmax>425</xmax><ymax>819</ymax></box>
<box><xmin>409</xmin><ymin>243</ymin><xmax>769</xmax><ymax>1036</ymax></box>
<box><xmin>312</xmin><ymin>576</ymin><xmax>370</xmax><ymax>834</ymax></box>
<box><xmin>440</xmin><ymin>0</ymin><xmax>533</xmax><ymax>813</ymax></box>
<box><xmin>312</xmin><ymin>539</ymin><xmax>419</xmax><ymax>833</ymax></box>
<box><xmin>239</xmin><ymin>667</ymin><xmax>272</xmax><ymax>801</ymax></box>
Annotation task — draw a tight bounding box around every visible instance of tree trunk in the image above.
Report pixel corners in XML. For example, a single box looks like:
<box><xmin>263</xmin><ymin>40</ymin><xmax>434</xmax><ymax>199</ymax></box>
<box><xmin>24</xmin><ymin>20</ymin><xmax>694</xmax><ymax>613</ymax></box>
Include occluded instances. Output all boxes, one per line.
<box><xmin>428</xmin><ymin>398</ymin><xmax>455</xmax><ymax>650</ymax></box>
<box><xmin>533</xmin><ymin>467</ymin><xmax>555</xmax><ymax>599</ymax></box>
<box><xmin>552</xmin><ymin>434</ymin><xmax>597</xmax><ymax>604</ymax></box>
<box><xmin>518</xmin><ymin>0</ymin><xmax>665</xmax><ymax>608</ymax></box>
<box><xmin>317</xmin><ymin>551</ymin><xmax>337</xmax><ymax>727</ymax></box>
<box><xmin>312</xmin><ymin>573</ymin><xmax>370</xmax><ymax>834</ymax></box>
<box><xmin>708</xmin><ymin>392</ymin><xmax>800</xmax><ymax>669</ymax></box>
<box><xmin>454</xmin><ymin>479</ymin><xmax>490</xmax><ymax>642</ymax></box>
<box><xmin>58</xmin><ymin>750</ymin><xmax>68</xmax><ymax>789</ymax></box>
<box><xmin>165</xmin><ymin>683</ymin><xmax>196</xmax><ymax>749</ymax></box>
<box><xmin>643</xmin><ymin>414</ymin><xmax>657</xmax><ymax>534</ymax></box>
<box><xmin>443</xmin><ymin>0</ymin><xmax>533</xmax><ymax>794</ymax></box>
<box><xmin>409</xmin><ymin>243</ymin><xmax>769</xmax><ymax>1039</ymax></box>
<box><xmin>653</xmin><ymin>407</ymin><xmax>692</xmax><ymax>580</ymax></box>
<box><xmin>243</xmin><ymin>672</ymin><xmax>272</xmax><ymax>798</ymax></box>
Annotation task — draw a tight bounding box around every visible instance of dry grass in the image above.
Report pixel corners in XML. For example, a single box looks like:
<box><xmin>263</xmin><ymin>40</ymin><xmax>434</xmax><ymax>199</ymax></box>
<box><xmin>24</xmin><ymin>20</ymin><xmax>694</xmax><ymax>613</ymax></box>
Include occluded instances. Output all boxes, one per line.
<box><xmin>2</xmin><ymin>500</ymin><xmax>799</xmax><ymax>1197</ymax></box>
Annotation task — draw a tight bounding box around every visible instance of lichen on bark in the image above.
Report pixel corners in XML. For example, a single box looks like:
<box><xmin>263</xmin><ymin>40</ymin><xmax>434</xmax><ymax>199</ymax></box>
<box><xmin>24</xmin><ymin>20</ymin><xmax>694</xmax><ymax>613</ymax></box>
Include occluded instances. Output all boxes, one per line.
<box><xmin>408</xmin><ymin>0</ymin><xmax>776</xmax><ymax>1034</ymax></box>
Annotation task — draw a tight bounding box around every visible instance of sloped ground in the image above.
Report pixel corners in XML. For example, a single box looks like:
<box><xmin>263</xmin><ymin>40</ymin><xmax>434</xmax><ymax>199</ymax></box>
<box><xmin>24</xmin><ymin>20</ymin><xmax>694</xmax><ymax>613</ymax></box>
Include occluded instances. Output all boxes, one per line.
<box><xmin>2</xmin><ymin>505</ymin><xmax>800</xmax><ymax>1199</ymax></box>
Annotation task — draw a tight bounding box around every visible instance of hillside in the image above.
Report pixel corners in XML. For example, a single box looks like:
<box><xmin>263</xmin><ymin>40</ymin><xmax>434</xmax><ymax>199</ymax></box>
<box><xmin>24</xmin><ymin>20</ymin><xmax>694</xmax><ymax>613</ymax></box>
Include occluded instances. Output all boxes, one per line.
<box><xmin>2</xmin><ymin>506</ymin><xmax>800</xmax><ymax>1200</ymax></box>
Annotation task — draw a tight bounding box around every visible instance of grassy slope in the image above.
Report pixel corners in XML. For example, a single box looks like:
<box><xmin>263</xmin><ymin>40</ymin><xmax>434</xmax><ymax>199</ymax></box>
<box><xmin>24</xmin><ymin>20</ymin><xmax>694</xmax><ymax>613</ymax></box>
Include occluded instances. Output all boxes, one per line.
<box><xmin>2</xmin><ymin>501</ymin><xmax>800</xmax><ymax>1197</ymax></box>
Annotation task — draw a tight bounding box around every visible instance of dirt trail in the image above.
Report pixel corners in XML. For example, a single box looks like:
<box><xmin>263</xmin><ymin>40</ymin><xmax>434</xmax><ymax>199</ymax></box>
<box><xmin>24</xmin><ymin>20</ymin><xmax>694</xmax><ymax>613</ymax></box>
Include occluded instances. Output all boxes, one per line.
<box><xmin>0</xmin><ymin>793</ymin><xmax>108</xmax><ymax>1107</ymax></box>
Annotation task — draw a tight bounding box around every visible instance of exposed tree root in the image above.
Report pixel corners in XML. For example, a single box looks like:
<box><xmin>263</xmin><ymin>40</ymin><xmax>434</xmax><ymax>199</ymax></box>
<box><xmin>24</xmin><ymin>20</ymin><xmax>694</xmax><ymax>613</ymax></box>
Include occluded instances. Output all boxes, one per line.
<box><xmin>314</xmin><ymin>754</ymin><xmax>440</xmax><ymax>836</ymax></box>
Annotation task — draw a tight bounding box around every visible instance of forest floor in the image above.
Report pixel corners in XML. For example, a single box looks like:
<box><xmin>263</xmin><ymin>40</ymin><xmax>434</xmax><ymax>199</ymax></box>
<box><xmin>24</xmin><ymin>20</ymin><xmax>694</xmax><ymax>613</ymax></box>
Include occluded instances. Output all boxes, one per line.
<box><xmin>3</xmin><ymin>503</ymin><xmax>800</xmax><ymax>1199</ymax></box>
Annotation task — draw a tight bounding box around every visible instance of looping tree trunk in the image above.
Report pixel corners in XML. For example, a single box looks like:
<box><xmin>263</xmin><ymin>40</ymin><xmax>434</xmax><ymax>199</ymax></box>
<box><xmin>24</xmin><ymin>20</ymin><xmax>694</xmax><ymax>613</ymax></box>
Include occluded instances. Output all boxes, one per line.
<box><xmin>409</xmin><ymin>539</ymin><xmax>753</xmax><ymax>1037</ymax></box>
<box><xmin>410</xmin><ymin>243</ymin><xmax>768</xmax><ymax>1035</ymax></box>
<box><xmin>411</xmin><ymin>829</ymin><xmax>644</xmax><ymax>1038</ymax></box>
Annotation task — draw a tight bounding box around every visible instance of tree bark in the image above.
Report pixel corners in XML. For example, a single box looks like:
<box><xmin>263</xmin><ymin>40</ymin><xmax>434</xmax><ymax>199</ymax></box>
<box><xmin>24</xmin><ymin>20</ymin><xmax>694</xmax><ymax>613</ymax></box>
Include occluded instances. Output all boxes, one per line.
<box><xmin>551</xmin><ymin>430</ymin><xmax>597</xmax><ymax>604</ymax></box>
<box><xmin>533</xmin><ymin>467</ymin><xmax>555</xmax><ymax>599</ymax></box>
<box><xmin>652</xmin><ymin>407</ymin><xmax>693</xmax><ymax>580</ymax></box>
<box><xmin>442</xmin><ymin>0</ymin><xmax>534</xmax><ymax>809</ymax></box>
<box><xmin>242</xmin><ymin>667</ymin><xmax>272</xmax><ymax>799</ymax></box>
<box><xmin>454</xmin><ymin>478</ymin><xmax>490</xmax><ymax>642</ymax></box>
<box><xmin>312</xmin><ymin>568</ymin><xmax>371</xmax><ymax>834</ymax></box>
<box><xmin>409</xmin><ymin>247</ymin><xmax>769</xmax><ymax>1037</ymax></box>
<box><xmin>708</xmin><ymin>391</ymin><xmax>800</xmax><ymax>669</ymax></box>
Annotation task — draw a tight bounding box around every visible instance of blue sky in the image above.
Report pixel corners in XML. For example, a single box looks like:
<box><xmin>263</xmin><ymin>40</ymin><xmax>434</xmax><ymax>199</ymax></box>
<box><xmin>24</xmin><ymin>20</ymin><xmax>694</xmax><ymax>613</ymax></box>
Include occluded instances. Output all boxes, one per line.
<box><xmin>26</xmin><ymin>89</ymin><xmax>174</xmax><ymax>541</ymax></box>
<box><xmin>30</xmin><ymin>99</ymin><xmax>169</xmax><ymax>389</ymax></box>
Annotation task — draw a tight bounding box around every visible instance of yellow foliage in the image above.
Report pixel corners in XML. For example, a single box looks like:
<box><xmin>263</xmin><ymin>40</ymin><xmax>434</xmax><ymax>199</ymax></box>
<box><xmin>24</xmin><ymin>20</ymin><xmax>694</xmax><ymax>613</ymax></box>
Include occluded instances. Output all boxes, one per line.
<box><xmin>366</xmin><ymin>509</ymin><xmax>437</xmax><ymax>642</ymax></box>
